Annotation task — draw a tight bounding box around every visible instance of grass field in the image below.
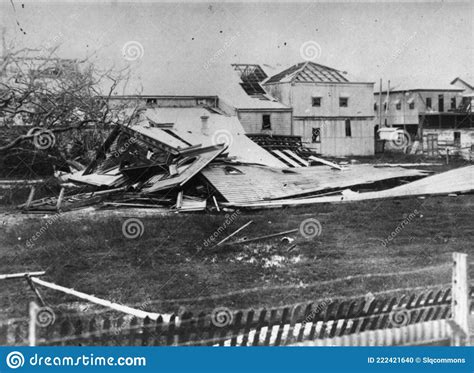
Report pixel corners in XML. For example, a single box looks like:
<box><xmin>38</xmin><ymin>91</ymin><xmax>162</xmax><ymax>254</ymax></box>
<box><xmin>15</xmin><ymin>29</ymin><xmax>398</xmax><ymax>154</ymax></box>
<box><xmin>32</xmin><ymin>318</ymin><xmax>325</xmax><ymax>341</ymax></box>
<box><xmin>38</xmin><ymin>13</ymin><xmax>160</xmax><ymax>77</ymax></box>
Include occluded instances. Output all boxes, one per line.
<box><xmin>1</xmin><ymin>191</ymin><xmax>473</xmax><ymax>320</ymax></box>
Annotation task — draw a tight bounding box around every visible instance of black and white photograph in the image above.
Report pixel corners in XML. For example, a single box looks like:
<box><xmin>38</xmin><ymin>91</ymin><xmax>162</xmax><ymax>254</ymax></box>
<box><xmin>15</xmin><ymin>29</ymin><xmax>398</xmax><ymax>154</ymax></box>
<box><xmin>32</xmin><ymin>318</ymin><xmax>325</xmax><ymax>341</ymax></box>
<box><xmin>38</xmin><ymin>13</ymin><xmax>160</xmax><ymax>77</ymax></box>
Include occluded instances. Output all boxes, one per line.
<box><xmin>0</xmin><ymin>0</ymin><xmax>473</xmax><ymax>371</ymax></box>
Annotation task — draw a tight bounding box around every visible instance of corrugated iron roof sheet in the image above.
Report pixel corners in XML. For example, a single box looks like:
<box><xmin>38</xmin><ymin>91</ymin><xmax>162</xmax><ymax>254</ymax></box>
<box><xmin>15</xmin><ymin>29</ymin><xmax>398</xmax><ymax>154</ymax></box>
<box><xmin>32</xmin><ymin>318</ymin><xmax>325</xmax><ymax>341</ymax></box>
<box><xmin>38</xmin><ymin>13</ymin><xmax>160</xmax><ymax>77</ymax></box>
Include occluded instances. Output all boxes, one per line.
<box><xmin>265</xmin><ymin>62</ymin><xmax>349</xmax><ymax>84</ymax></box>
<box><xmin>136</xmin><ymin>107</ymin><xmax>286</xmax><ymax>168</ymax></box>
<box><xmin>201</xmin><ymin>164</ymin><xmax>429</xmax><ymax>203</ymax></box>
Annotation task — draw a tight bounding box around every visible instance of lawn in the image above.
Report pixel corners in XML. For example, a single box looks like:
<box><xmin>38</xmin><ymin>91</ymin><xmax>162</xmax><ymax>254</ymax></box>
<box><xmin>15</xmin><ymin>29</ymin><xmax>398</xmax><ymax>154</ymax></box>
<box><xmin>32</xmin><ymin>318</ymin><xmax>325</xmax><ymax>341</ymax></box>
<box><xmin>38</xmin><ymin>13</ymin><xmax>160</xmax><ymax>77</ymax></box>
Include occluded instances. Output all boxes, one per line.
<box><xmin>1</xmin><ymin>192</ymin><xmax>473</xmax><ymax>321</ymax></box>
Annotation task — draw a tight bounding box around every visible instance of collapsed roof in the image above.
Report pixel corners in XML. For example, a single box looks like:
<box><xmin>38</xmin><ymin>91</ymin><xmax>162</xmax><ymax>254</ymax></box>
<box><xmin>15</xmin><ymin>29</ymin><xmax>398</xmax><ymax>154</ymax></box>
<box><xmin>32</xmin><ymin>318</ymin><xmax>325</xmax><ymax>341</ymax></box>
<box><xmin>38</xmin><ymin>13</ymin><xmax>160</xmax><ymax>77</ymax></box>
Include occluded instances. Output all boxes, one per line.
<box><xmin>265</xmin><ymin>61</ymin><xmax>350</xmax><ymax>84</ymax></box>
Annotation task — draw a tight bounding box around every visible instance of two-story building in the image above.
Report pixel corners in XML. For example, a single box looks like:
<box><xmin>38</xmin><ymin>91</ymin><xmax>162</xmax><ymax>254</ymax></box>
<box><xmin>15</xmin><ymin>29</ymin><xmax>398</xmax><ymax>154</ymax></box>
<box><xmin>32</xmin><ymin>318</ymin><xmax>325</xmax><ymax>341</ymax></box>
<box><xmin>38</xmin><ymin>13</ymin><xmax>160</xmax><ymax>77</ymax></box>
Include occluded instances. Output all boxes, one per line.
<box><xmin>374</xmin><ymin>83</ymin><xmax>473</xmax><ymax>159</ymax></box>
<box><xmin>374</xmin><ymin>85</ymin><xmax>465</xmax><ymax>138</ymax></box>
<box><xmin>263</xmin><ymin>61</ymin><xmax>375</xmax><ymax>157</ymax></box>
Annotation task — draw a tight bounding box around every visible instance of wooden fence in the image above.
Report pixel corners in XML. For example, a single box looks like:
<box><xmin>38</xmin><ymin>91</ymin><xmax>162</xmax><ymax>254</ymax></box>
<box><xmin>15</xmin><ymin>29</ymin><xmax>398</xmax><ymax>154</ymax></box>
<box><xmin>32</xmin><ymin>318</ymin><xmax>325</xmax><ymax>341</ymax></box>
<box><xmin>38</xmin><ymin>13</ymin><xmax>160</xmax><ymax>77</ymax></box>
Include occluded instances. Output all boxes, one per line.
<box><xmin>1</xmin><ymin>285</ymin><xmax>459</xmax><ymax>346</ymax></box>
<box><xmin>1</xmin><ymin>254</ymin><xmax>472</xmax><ymax>346</ymax></box>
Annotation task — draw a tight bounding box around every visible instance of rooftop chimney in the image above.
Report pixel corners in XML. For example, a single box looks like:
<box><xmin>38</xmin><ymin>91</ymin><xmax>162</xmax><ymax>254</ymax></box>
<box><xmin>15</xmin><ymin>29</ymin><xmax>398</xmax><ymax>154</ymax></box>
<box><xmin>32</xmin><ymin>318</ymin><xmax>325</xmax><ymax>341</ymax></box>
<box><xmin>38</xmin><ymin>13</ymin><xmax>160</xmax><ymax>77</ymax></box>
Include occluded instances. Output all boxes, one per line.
<box><xmin>201</xmin><ymin>115</ymin><xmax>210</xmax><ymax>136</ymax></box>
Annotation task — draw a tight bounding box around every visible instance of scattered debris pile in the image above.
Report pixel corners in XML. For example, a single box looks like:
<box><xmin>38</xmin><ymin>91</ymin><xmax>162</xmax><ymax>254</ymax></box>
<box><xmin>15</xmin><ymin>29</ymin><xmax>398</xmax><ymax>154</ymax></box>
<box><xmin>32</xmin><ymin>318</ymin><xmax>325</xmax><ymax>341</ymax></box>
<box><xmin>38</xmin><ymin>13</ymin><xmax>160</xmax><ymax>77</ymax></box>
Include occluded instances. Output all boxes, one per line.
<box><xmin>18</xmin><ymin>108</ymin><xmax>474</xmax><ymax>213</ymax></box>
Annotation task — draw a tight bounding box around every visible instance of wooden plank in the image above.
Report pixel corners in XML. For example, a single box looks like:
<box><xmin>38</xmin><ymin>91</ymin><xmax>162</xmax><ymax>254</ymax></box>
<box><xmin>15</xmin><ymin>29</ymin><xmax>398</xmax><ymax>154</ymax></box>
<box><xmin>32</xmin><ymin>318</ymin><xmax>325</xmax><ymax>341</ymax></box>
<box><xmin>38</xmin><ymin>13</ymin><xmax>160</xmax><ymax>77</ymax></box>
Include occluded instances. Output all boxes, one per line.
<box><xmin>166</xmin><ymin>315</ymin><xmax>177</xmax><ymax>346</ymax></box>
<box><xmin>28</xmin><ymin>301</ymin><xmax>38</xmax><ymax>346</ymax></box>
<box><xmin>275</xmin><ymin>307</ymin><xmax>290</xmax><ymax>345</ymax></box>
<box><xmin>264</xmin><ymin>309</ymin><xmax>278</xmax><ymax>346</ymax></box>
<box><xmin>272</xmin><ymin>150</ymin><xmax>302</xmax><ymax>168</ymax></box>
<box><xmin>31</xmin><ymin>277</ymin><xmax>165</xmax><ymax>320</ymax></box>
<box><xmin>230</xmin><ymin>311</ymin><xmax>243</xmax><ymax>346</ymax></box>
<box><xmin>25</xmin><ymin>186</ymin><xmax>36</xmax><ymax>209</ymax></box>
<box><xmin>309</xmin><ymin>155</ymin><xmax>344</xmax><ymax>170</ymax></box>
<box><xmin>252</xmin><ymin>309</ymin><xmax>267</xmax><ymax>346</ymax></box>
<box><xmin>141</xmin><ymin>317</ymin><xmax>151</xmax><ymax>346</ymax></box>
<box><xmin>283</xmin><ymin>150</ymin><xmax>309</xmax><ymax>166</ymax></box>
<box><xmin>227</xmin><ymin>229</ymin><xmax>299</xmax><ymax>246</ymax></box>
<box><xmin>297</xmin><ymin>303</ymin><xmax>313</xmax><ymax>342</ymax></box>
<box><xmin>241</xmin><ymin>310</ymin><xmax>254</xmax><ymax>346</ymax></box>
<box><xmin>214</xmin><ymin>221</ymin><xmax>253</xmax><ymax>247</ymax></box>
<box><xmin>452</xmin><ymin>252</ymin><xmax>469</xmax><ymax>345</ymax></box>
<box><xmin>56</xmin><ymin>187</ymin><xmax>65</xmax><ymax>211</ymax></box>
<box><xmin>0</xmin><ymin>271</ymin><xmax>46</xmax><ymax>280</ymax></box>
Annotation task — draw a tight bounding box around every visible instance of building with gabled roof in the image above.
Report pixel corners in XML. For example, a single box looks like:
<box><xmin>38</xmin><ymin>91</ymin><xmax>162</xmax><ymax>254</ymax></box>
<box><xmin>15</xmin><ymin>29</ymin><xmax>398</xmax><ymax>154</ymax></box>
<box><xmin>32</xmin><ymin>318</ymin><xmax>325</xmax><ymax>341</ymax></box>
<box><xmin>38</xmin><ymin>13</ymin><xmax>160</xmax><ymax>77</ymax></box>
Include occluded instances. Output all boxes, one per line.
<box><xmin>451</xmin><ymin>77</ymin><xmax>474</xmax><ymax>94</ymax></box>
<box><xmin>105</xmin><ymin>62</ymin><xmax>293</xmax><ymax>138</ymax></box>
<box><xmin>263</xmin><ymin>61</ymin><xmax>375</xmax><ymax>157</ymax></box>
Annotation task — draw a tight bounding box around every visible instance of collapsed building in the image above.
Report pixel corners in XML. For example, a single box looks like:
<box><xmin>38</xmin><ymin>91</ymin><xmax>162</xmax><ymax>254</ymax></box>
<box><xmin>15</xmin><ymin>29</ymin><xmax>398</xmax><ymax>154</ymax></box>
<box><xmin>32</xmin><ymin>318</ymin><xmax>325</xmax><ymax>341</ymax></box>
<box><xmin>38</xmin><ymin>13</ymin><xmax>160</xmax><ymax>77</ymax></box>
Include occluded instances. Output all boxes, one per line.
<box><xmin>20</xmin><ymin>105</ymin><xmax>474</xmax><ymax>213</ymax></box>
<box><xmin>18</xmin><ymin>64</ymin><xmax>474</xmax><ymax>213</ymax></box>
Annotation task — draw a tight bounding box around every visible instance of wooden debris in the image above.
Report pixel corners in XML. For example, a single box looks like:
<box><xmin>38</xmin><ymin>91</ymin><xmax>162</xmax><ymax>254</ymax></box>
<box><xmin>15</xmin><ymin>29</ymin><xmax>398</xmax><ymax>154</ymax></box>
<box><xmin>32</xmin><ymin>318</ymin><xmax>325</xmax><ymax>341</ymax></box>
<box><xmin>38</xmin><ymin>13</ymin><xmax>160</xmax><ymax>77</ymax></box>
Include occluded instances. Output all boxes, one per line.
<box><xmin>309</xmin><ymin>155</ymin><xmax>345</xmax><ymax>170</ymax></box>
<box><xmin>0</xmin><ymin>271</ymin><xmax>46</xmax><ymax>280</ymax></box>
<box><xmin>227</xmin><ymin>228</ymin><xmax>299</xmax><ymax>246</ymax></box>
<box><xmin>31</xmin><ymin>277</ymin><xmax>167</xmax><ymax>321</ymax></box>
<box><xmin>215</xmin><ymin>220</ymin><xmax>253</xmax><ymax>247</ymax></box>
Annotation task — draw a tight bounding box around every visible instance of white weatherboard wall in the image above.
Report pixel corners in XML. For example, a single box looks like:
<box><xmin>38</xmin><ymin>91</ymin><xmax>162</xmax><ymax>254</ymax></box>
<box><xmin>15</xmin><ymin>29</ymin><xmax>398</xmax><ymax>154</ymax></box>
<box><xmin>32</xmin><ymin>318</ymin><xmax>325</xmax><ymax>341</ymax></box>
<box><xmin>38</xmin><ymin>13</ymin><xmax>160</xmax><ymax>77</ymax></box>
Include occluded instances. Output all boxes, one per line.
<box><xmin>265</xmin><ymin>81</ymin><xmax>376</xmax><ymax>156</ymax></box>
<box><xmin>237</xmin><ymin>110</ymin><xmax>292</xmax><ymax>135</ymax></box>
<box><xmin>294</xmin><ymin>118</ymin><xmax>375</xmax><ymax>156</ymax></box>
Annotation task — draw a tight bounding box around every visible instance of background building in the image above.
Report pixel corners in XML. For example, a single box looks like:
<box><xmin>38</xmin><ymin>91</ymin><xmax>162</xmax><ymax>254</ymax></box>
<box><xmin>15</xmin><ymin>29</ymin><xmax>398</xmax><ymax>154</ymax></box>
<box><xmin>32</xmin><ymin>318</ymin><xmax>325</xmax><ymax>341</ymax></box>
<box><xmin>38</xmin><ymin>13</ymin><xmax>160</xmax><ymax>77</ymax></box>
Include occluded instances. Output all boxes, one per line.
<box><xmin>263</xmin><ymin>61</ymin><xmax>375</xmax><ymax>157</ymax></box>
<box><xmin>374</xmin><ymin>86</ymin><xmax>465</xmax><ymax>138</ymax></box>
<box><xmin>374</xmin><ymin>82</ymin><xmax>473</xmax><ymax>159</ymax></box>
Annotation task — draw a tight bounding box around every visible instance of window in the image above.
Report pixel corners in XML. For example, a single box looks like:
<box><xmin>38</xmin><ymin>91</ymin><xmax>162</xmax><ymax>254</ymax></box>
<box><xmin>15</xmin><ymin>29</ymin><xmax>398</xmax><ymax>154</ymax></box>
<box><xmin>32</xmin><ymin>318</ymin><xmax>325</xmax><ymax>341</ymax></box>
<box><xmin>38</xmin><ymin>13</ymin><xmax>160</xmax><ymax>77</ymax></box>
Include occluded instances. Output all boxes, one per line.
<box><xmin>426</xmin><ymin>97</ymin><xmax>432</xmax><ymax>109</ymax></box>
<box><xmin>312</xmin><ymin>128</ymin><xmax>321</xmax><ymax>143</ymax></box>
<box><xmin>383</xmin><ymin>102</ymin><xmax>387</xmax><ymax>111</ymax></box>
<box><xmin>262</xmin><ymin>114</ymin><xmax>271</xmax><ymax>130</ymax></box>
<box><xmin>345</xmin><ymin>119</ymin><xmax>352</xmax><ymax>137</ymax></box>
<box><xmin>409</xmin><ymin>102</ymin><xmax>415</xmax><ymax>110</ymax></box>
<box><xmin>146</xmin><ymin>98</ymin><xmax>157</xmax><ymax>106</ymax></box>
<box><xmin>396</xmin><ymin>102</ymin><xmax>401</xmax><ymax>110</ymax></box>
<box><xmin>374</xmin><ymin>103</ymin><xmax>378</xmax><ymax>111</ymax></box>
<box><xmin>312</xmin><ymin>97</ymin><xmax>322</xmax><ymax>107</ymax></box>
<box><xmin>454</xmin><ymin>132</ymin><xmax>461</xmax><ymax>147</ymax></box>
<box><xmin>339</xmin><ymin>97</ymin><xmax>348</xmax><ymax>107</ymax></box>
<box><xmin>438</xmin><ymin>94</ymin><xmax>444</xmax><ymax>112</ymax></box>
<box><xmin>451</xmin><ymin>97</ymin><xmax>456</xmax><ymax>110</ymax></box>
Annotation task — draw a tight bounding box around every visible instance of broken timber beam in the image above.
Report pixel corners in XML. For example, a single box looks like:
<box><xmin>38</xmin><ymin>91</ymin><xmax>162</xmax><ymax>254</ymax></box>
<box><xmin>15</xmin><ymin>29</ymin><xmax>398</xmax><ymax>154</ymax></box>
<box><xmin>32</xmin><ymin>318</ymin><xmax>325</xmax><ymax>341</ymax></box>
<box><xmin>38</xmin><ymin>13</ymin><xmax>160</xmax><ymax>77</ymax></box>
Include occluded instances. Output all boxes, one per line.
<box><xmin>0</xmin><ymin>271</ymin><xmax>46</xmax><ymax>280</ymax></box>
<box><xmin>215</xmin><ymin>220</ymin><xmax>253</xmax><ymax>247</ymax></box>
<box><xmin>30</xmin><ymin>277</ymin><xmax>167</xmax><ymax>321</ymax></box>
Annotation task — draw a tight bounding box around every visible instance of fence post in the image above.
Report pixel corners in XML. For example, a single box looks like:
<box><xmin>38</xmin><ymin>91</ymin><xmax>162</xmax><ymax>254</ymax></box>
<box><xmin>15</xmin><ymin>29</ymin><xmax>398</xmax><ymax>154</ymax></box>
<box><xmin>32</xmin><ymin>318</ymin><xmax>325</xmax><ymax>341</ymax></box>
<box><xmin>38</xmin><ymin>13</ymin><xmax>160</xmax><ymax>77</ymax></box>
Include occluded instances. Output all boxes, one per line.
<box><xmin>29</xmin><ymin>301</ymin><xmax>39</xmax><ymax>346</ymax></box>
<box><xmin>451</xmin><ymin>252</ymin><xmax>469</xmax><ymax>346</ymax></box>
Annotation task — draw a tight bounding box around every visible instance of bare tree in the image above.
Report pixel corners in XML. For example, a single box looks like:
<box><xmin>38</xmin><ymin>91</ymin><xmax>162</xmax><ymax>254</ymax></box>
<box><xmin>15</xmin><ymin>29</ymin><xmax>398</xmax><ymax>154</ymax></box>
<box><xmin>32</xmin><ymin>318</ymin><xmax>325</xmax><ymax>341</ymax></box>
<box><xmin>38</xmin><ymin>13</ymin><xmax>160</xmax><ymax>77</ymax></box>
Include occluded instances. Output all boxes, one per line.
<box><xmin>0</xmin><ymin>46</ymin><xmax>133</xmax><ymax>154</ymax></box>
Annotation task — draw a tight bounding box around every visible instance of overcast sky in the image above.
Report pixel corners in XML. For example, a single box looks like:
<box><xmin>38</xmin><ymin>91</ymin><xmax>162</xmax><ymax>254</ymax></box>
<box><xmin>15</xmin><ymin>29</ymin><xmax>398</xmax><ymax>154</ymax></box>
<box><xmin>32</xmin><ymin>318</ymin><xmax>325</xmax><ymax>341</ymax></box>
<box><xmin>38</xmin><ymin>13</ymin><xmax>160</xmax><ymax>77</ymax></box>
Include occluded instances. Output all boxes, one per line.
<box><xmin>1</xmin><ymin>0</ymin><xmax>472</xmax><ymax>93</ymax></box>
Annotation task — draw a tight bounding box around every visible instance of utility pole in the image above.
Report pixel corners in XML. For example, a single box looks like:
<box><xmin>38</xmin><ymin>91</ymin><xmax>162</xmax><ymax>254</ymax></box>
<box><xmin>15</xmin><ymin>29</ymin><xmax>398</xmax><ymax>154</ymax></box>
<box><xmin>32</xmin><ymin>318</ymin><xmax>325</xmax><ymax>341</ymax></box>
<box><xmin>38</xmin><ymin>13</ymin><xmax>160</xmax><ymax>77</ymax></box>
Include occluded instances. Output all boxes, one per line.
<box><xmin>379</xmin><ymin>79</ymin><xmax>382</xmax><ymax>127</ymax></box>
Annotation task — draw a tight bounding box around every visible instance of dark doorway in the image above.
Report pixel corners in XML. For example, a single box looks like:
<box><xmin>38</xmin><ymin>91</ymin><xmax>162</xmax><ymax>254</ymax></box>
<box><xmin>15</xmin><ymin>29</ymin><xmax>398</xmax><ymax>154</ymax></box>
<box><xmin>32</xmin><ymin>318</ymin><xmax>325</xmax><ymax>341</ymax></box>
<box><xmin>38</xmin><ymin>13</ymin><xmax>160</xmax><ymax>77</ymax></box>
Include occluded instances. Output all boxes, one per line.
<box><xmin>374</xmin><ymin>125</ymin><xmax>384</xmax><ymax>153</ymax></box>
<box><xmin>438</xmin><ymin>95</ymin><xmax>444</xmax><ymax>112</ymax></box>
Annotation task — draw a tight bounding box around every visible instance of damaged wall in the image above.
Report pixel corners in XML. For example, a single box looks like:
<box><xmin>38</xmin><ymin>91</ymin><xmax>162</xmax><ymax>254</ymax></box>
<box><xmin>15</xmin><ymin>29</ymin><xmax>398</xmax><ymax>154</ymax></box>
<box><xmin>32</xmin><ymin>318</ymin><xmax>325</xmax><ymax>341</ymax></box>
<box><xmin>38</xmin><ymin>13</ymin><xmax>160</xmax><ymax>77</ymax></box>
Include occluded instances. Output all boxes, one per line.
<box><xmin>294</xmin><ymin>117</ymin><xmax>375</xmax><ymax>156</ymax></box>
<box><xmin>236</xmin><ymin>110</ymin><xmax>293</xmax><ymax>135</ymax></box>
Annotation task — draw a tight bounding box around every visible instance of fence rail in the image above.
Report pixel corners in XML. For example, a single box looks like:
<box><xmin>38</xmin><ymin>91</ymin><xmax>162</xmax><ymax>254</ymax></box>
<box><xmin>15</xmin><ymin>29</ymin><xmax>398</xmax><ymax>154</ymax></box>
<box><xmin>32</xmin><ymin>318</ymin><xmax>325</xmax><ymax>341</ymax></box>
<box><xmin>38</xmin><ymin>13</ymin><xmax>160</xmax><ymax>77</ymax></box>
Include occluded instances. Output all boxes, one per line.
<box><xmin>1</xmin><ymin>254</ymin><xmax>472</xmax><ymax>346</ymax></box>
<box><xmin>1</xmin><ymin>285</ymin><xmax>457</xmax><ymax>346</ymax></box>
